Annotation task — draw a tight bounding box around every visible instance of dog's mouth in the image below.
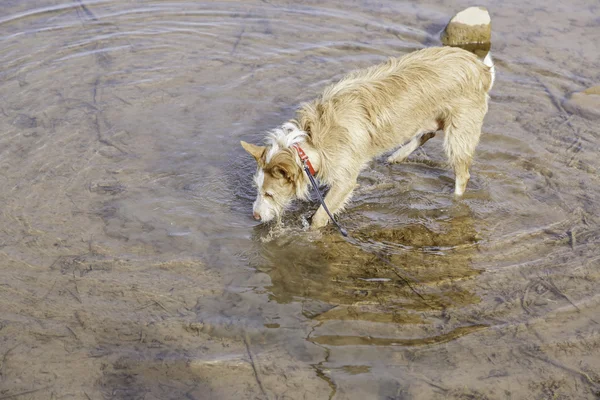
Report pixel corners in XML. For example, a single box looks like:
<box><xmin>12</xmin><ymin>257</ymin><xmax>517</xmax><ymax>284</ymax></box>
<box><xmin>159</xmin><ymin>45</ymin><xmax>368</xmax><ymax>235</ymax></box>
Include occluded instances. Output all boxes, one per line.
<box><xmin>252</xmin><ymin>201</ymin><xmax>280</xmax><ymax>223</ymax></box>
<box><xmin>257</xmin><ymin>215</ymin><xmax>275</xmax><ymax>223</ymax></box>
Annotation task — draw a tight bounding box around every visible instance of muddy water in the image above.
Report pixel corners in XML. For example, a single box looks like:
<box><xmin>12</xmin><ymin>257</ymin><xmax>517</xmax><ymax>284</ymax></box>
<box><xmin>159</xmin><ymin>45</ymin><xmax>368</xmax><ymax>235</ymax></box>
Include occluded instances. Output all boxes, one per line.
<box><xmin>0</xmin><ymin>0</ymin><xmax>599</xmax><ymax>399</ymax></box>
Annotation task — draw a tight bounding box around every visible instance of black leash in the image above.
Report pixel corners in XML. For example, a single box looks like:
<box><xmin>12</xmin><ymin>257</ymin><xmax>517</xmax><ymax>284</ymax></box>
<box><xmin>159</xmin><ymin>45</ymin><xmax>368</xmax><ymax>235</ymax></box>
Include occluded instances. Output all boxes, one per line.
<box><xmin>303</xmin><ymin>163</ymin><xmax>348</xmax><ymax>237</ymax></box>
<box><xmin>345</xmin><ymin>235</ymin><xmax>428</xmax><ymax>302</ymax></box>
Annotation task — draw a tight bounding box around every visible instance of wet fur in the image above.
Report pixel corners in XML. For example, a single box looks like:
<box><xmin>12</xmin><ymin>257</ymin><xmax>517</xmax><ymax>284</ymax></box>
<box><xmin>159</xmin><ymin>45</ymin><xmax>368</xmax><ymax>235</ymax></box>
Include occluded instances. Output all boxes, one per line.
<box><xmin>243</xmin><ymin>46</ymin><xmax>494</xmax><ymax>228</ymax></box>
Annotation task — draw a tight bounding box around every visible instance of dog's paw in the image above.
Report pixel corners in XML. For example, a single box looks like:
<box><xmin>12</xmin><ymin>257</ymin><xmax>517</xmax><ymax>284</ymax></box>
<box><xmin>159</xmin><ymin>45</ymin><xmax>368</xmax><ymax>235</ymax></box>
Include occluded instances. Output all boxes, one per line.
<box><xmin>387</xmin><ymin>148</ymin><xmax>411</xmax><ymax>164</ymax></box>
<box><xmin>310</xmin><ymin>214</ymin><xmax>329</xmax><ymax>230</ymax></box>
<box><xmin>387</xmin><ymin>155</ymin><xmax>405</xmax><ymax>164</ymax></box>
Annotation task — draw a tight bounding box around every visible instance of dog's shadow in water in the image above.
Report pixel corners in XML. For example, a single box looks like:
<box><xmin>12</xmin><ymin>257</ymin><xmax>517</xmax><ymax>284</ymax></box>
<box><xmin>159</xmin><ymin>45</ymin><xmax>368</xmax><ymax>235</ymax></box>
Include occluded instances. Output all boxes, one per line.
<box><xmin>250</xmin><ymin>198</ymin><xmax>484</xmax><ymax>326</ymax></box>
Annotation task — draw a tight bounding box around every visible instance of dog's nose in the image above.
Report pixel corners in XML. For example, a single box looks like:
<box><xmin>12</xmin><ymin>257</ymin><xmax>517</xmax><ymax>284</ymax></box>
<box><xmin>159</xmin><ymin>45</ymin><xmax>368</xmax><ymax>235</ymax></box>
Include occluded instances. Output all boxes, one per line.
<box><xmin>253</xmin><ymin>212</ymin><xmax>261</xmax><ymax>221</ymax></box>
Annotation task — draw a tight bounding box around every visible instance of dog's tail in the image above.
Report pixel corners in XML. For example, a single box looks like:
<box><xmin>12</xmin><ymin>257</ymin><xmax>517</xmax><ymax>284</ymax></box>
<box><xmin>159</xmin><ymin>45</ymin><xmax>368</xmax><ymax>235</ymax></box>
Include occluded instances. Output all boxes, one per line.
<box><xmin>441</xmin><ymin>6</ymin><xmax>495</xmax><ymax>90</ymax></box>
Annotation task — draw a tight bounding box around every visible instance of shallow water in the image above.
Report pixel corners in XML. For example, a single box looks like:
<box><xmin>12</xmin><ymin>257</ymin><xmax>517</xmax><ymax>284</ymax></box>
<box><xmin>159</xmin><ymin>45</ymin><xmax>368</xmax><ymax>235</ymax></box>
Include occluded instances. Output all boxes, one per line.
<box><xmin>0</xmin><ymin>0</ymin><xmax>599</xmax><ymax>399</ymax></box>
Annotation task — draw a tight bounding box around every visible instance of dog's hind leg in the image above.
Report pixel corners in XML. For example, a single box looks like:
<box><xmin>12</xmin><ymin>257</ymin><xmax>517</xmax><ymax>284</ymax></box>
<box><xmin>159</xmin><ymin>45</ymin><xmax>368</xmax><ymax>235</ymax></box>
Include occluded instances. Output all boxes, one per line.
<box><xmin>443</xmin><ymin>108</ymin><xmax>485</xmax><ymax>196</ymax></box>
<box><xmin>387</xmin><ymin>131</ymin><xmax>436</xmax><ymax>164</ymax></box>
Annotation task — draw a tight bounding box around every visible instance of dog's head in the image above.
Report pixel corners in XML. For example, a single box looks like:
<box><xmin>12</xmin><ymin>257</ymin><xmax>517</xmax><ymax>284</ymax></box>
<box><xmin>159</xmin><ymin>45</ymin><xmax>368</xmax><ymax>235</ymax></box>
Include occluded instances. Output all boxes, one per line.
<box><xmin>241</xmin><ymin>123</ymin><xmax>309</xmax><ymax>223</ymax></box>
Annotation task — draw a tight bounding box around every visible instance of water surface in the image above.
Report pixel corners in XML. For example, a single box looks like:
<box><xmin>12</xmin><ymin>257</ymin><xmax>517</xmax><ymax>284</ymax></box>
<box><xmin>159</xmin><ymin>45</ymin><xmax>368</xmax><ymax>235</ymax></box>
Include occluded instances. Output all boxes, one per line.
<box><xmin>1</xmin><ymin>0</ymin><xmax>599</xmax><ymax>399</ymax></box>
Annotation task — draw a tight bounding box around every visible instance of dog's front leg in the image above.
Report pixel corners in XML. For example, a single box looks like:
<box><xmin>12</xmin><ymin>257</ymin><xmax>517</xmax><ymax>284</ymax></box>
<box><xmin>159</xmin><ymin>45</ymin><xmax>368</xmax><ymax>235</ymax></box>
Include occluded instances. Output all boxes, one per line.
<box><xmin>310</xmin><ymin>182</ymin><xmax>356</xmax><ymax>230</ymax></box>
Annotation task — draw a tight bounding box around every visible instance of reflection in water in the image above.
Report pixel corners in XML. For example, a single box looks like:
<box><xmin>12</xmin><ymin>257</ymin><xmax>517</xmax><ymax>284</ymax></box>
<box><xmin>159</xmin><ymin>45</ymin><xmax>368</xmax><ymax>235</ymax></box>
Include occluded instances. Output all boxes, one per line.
<box><xmin>258</xmin><ymin>204</ymin><xmax>483</xmax><ymax>343</ymax></box>
<box><xmin>311</xmin><ymin>324</ymin><xmax>487</xmax><ymax>346</ymax></box>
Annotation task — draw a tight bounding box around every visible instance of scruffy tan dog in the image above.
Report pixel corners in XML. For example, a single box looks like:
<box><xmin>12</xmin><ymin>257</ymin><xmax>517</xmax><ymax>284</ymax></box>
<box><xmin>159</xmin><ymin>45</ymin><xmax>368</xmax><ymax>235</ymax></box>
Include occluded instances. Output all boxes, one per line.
<box><xmin>242</xmin><ymin>46</ymin><xmax>495</xmax><ymax>229</ymax></box>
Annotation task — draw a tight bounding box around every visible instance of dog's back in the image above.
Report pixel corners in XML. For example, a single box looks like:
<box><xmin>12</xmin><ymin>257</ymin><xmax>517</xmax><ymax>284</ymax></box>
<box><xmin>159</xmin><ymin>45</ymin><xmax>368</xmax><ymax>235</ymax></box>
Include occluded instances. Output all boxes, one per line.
<box><xmin>298</xmin><ymin>46</ymin><xmax>493</xmax><ymax>158</ymax></box>
<box><xmin>325</xmin><ymin>46</ymin><xmax>493</xmax><ymax>103</ymax></box>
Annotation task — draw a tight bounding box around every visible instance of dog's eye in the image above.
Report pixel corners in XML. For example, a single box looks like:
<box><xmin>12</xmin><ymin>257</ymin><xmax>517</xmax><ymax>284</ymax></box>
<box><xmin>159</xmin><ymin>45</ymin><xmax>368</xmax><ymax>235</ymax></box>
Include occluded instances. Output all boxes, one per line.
<box><xmin>264</xmin><ymin>192</ymin><xmax>274</xmax><ymax>198</ymax></box>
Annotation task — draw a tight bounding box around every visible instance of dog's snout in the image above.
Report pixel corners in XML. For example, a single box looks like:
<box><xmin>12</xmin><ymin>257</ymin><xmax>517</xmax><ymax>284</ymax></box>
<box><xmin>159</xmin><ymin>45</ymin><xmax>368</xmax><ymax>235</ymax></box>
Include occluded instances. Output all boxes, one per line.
<box><xmin>253</xmin><ymin>211</ymin><xmax>261</xmax><ymax>221</ymax></box>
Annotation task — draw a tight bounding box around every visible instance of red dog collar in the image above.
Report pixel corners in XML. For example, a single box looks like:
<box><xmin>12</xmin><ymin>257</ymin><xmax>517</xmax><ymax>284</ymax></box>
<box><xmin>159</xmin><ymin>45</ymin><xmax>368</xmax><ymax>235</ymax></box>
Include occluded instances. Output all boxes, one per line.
<box><xmin>292</xmin><ymin>144</ymin><xmax>316</xmax><ymax>176</ymax></box>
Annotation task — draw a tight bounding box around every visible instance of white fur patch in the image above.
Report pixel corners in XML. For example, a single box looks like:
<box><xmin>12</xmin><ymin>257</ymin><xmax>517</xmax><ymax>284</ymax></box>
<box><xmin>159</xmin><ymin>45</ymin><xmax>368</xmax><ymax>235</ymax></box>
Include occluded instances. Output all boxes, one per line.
<box><xmin>265</xmin><ymin>122</ymin><xmax>307</xmax><ymax>162</ymax></box>
<box><xmin>252</xmin><ymin>169</ymin><xmax>277</xmax><ymax>221</ymax></box>
<box><xmin>252</xmin><ymin>191</ymin><xmax>277</xmax><ymax>222</ymax></box>
<box><xmin>254</xmin><ymin>169</ymin><xmax>265</xmax><ymax>188</ymax></box>
<box><xmin>483</xmin><ymin>52</ymin><xmax>495</xmax><ymax>89</ymax></box>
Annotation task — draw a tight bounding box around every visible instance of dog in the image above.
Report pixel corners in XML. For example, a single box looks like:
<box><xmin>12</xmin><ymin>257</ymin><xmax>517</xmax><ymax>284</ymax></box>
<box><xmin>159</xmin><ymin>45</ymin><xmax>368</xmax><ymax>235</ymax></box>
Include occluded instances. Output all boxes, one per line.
<box><xmin>241</xmin><ymin>46</ymin><xmax>495</xmax><ymax>230</ymax></box>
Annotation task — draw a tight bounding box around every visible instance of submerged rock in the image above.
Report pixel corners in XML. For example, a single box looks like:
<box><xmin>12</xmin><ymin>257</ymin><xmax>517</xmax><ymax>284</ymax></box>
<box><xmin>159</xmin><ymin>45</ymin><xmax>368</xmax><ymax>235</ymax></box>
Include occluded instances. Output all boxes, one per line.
<box><xmin>12</xmin><ymin>113</ymin><xmax>38</xmax><ymax>129</ymax></box>
<box><xmin>441</xmin><ymin>6</ymin><xmax>491</xmax><ymax>59</ymax></box>
<box><xmin>563</xmin><ymin>86</ymin><xmax>600</xmax><ymax>120</ymax></box>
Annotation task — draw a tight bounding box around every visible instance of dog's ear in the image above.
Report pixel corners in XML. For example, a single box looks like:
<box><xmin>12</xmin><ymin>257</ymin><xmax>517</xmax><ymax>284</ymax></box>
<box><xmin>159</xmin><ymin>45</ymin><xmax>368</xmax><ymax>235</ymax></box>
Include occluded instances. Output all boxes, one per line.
<box><xmin>240</xmin><ymin>141</ymin><xmax>266</xmax><ymax>163</ymax></box>
<box><xmin>272</xmin><ymin>159</ymin><xmax>299</xmax><ymax>183</ymax></box>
